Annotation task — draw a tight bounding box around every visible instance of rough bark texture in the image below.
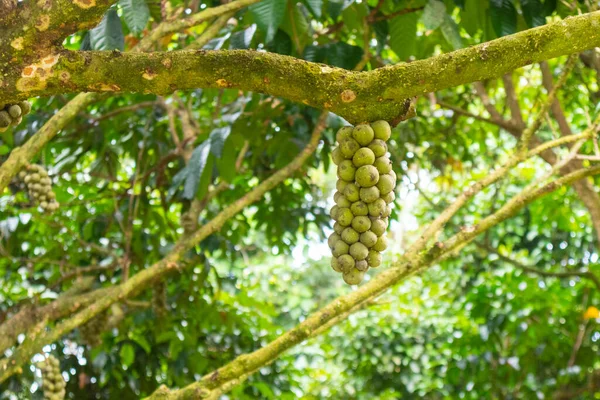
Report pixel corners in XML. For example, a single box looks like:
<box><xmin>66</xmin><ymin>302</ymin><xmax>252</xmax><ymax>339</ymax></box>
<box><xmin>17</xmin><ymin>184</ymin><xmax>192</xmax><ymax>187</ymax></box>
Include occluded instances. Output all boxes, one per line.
<box><xmin>1</xmin><ymin>11</ymin><xmax>600</xmax><ymax>123</ymax></box>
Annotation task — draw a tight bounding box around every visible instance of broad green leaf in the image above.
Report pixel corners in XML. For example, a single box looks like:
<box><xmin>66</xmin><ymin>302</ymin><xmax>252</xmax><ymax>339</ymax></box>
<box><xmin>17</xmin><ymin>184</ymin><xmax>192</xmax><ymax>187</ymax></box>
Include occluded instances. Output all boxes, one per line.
<box><xmin>229</xmin><ymin>25</ymin><xmax>257</xmax><ymax>49</ymax></box>
<box><xmin>389</xmin><ymin>11</ymin><xmax>419</xmax><ymax>60</ymax></box>
<box><xmin>520</xmin><ymin>0</ymin><xmax>547</xmax><ymax>27</ymax></box>
<box><xmin>326</xmin><ymin>0</ymin><xmax>348</xmax><ymax>20</ymax></box>
<box><xmin>423</xmin><ymin>0</ymin><xmax>447</xmax><ymax>30</ymax></box>
<box><xmin>249</xmin><ymin>0</ymin><xmax>286</xmax><ymax>43</ymax></box>
<box><xmin>461</xmin><ymin>0</ymin><xmax>488</xmax><ymax>36</ymax></box>
<box><xmin>489</xmin><ymin>0</ymin><xmax>517</xmax><ymax>37</ymax></box>
<box><xmin>146</xmin><ymin>0</ymin><xmax>162</xmax><ymax>21</ymax></box>
<box><xmin>90</xmin><ymin>9</ymin><xmax>125</xmax><ymax>51</ymax></box>
<box><xmin>184</xmin><ymin>141</ymin><xmax>211</xmax><ymax>200</ymax></box>
<box><xmin>441</xmin><ymin>15</ymin><xmax>463</xmax><ymax>50</ymax></box>
<box><xmin>195</xmin><ymin>155</ymin><xmax>214</xmax><ymax>201</ymax></box>
<box><xmin>281</xmin><ymin>3</ymin><xmax>310</xmax><ymax>52</ymax></box>
<box><xmin>119</xmin><ymin>0</ymin><xmax>150</xmax><ymax>34</ymax></box>
<box><xmin>372</xmin><ymin>20</ymin><xmax>388</xmax><ymax>54</ymax></box>
<box><xmin>119</xmin><ymin>343</ymin><xmax>135</xmax><ymax>367</ymax></box>
<box><xmin>80</xmin><ymin>32</ymin><xmax>91</xmax><ymax>50</ymax></box>
<box><xmin>209</xmin><ymin>126</ymin><xmax>232</xmax><ymax>158</ymax></box>
<box><xmin>269</xmin><ymin>30</ymin><xmax>292</xmax><ymax>55</ymax></box>
<box><xmin>303</xmin><ymin>0</ymin><xmax>323</xmax><ymax>18</ymax></box>
<box><xmin>303</xmin><ymin>42</ymin><xmax>362</xmax><ymax>69</ymax></box>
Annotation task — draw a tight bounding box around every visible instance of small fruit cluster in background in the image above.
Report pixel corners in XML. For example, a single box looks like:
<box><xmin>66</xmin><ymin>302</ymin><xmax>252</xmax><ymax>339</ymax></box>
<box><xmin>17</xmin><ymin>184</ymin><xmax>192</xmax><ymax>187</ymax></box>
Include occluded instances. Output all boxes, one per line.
<box><xmin>18</xmin><ymin>164</ymin><xmax>60</xmax><ymax>213</ymax></box>
<box><xmin>37</xmin><ymin>355</ymin><xmax>66</xmax><ymax>400</ymax></box>
<box><xmin>0</xmin><ymin>101</ymin><xmax>31</xmax><ymax>131</ymax></box>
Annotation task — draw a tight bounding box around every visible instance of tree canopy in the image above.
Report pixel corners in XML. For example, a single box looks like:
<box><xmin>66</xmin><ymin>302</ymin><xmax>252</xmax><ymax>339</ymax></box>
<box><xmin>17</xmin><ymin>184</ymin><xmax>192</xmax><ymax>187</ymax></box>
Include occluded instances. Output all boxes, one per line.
<box><xmin>1</xmin><ymin>0</ymin><xmax>600</xmax><ymax>399</ymax></box>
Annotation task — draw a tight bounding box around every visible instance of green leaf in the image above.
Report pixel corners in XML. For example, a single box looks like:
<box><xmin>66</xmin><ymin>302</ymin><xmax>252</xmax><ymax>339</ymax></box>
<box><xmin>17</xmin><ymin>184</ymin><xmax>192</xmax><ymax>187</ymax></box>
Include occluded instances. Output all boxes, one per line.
<box><xmin>281</xmin><ymin>3</ymin><xmax>310</xmax><ymax>52</ymax></box>
<box><xmin>372</xmin><ymin>20</ymin><xmax>388</xmax><ymax>54</ymax></box>
<box><xmin>461</xmin><ymin>0</ymin><xmax>488</xmax><ymax>36</ymax></box>
<box><xmin>167</xmin><ymin>166</ymin><xmax>188</xmax><ymax>201</ymax></box>
<box><xmin>209</xmin><ymin>126</ymin><xmax>232</xmax><ymax>158</ymax></box>
<box><xmin>423</xmin><ymin>0</ymin><xmax>447</xmax><ymax>30</ymax></box>
<box><xmin>489</xmin><ymin>0</ymin><xmax>517</xmax><ymax>37</ymax></box>
<box><xmin>441</xmin><ymin>15</ymin><xmax>463</xmax><ymax>50</ymax></box>
<box><xmin>146</xmin><ymin>0</ymin><xmax>162</xmax><ymax>21</ymax></box>
<box><xmin>303</xmin><ymin>0</ymin><xmax>322</xmax><ymax>18</ymax></box>
<box><xmin>520</xmin><ymin>0</ymin><xmax>547</xmax><ymax>27</ymax></box>
<box><xmin>229</xmin><ymin>25</ymin><xmax>257</xmax><ymax>49</ymax></box>
<box><xmin>184</xmin><ymin>141</ymin><xmax>211</xmax><ymax>200</ymax></box>
<box><xmin>326</xmin><ymin>0</ymin><xmax>347</xmax><ymax>20</ymax></box>
<box><xmin>303</xmin><ymin>42</ymin><xmax>363</xmax><ymax>69</ymax></box>
<box><xmin>249</xmin><ymin>0</ymin><xmax>286</xmax><ymax>43</ymax></box>
<box><xmin>389</xmin><ymin>11</ymin><xmax>419</xmax><ymax>60</ymax></box>
<box><xmin>120</xmin><ymin>0</ymin><xmax>150</xmax><ymax>34</ymax></box>
<box><xmin>90</xmin><ymin>9</ymin><xmax>125</xmax><ymax>51</ymax></box>
<box><xmin>80</xmin><ymin>32</ymin><xmax>91</xmax><ymax>50</ymax></box>
<box><xmin>269</xmin><ymin>30</ymin><xmax>292</xmax><ymax>55</ymax></box>
<box><xmin>119</xmin><ymin>343</ymin><xmax>135</xmax><ymax>367</ymax></box>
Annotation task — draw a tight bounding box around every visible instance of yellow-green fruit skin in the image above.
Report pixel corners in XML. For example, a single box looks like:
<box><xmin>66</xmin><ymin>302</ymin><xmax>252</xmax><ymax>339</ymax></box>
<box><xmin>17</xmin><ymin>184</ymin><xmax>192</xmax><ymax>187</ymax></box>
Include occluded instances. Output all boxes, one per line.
<box><xmin>355</xmin><ymin>165</ymin><xmax>379</xmax><ymax>187</ymax></box>
<box><xmin>371</xmin><ymin>120</ymin><xmax>391</xmax><ymax>141</ymax></box>
<box><xmin>352</xmin><ymin>124</ymin><xmax>375</xmax><ymax>146</ymax></box>
<box><xmin>337</xmin><ymin>254</ymin><xmax>355</xmax><ymax>272</ymax></box>
<box><xmin>352</xmin><ymin>147</ymin><xmax>375</xmax><ymax>167</ymax></box>
<box><xmin>343</xmin><ymin>268</ymin><xmax>365</xmax><ymax>285</ymax></box>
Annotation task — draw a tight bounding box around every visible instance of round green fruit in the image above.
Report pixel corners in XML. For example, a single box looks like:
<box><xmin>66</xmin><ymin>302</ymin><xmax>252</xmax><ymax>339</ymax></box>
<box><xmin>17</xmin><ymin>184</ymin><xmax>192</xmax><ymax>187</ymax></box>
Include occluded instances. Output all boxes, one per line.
<box><xmin>329</xmin><ymin>205</ymin><xmax>339</xmax><ymax>220</ymax></box>
<box><xmin>360</xmin><ymin>186</ymin><xmax>380</xmax><ymax>203</ymax></box>
<box><xmin>332</xmin><ymin>147</ymin><xmax>344</xmax><ymax>165</ymax></box>
<box><xmin>328</xmin><ymin>232</ymin><xmax>341</xmax><ymax>248</ymax></box>
<box><xmin>340</xmin><ymin>138</ymin><xmax>360</xmax><ymax>158</ymax></box>
<box><xmin>368</xmin><ymin>139</ymin><xmax>387</xmax><ymax>157</ymax></box>
<box><xmin>0</xmin><ymin>111</ymin><xmax>10</xmax><ymax>128</ymax></box>
<box><xmin>350</xmin><ymin>201</ymin><xmax>369</xmax><ymax>216</ymax></box>
<box><xmin>355</xmin><ymin>165</ymin><xmax>379</xmax><ymax>187</ymax></box>
<box><xmin>19</xmin><ymin>101</ymin><xmax>31</xmax><ymax>115</ymax></box>
<box><xmin>331</xmin><ymin>257</ymin><xmax>342</xmax><ymax>272</ymax></box>
<box><xmin>8</xmin><ymin>105</ymin><xmax>21</xmax><ymax>119</ymax></box>
<box><xmin>367</xmin><ymin>250</ymin><xmax>382</xmax><ymax>268</ymax></box>
<box><xmin>374</xmin><ymin>156</ymin><xmax>392</xmax><ymax>174</ymax></box>
<box><xmin>337</xmin><ymin>160</ymin><xmax>356</xmax><ymax>181</ymax></box>
<box><xmin>376</xmin><ymin>173</ymin><xmax>395</xmax><ymax>195</ymax></box>
<box><xmin>355</xmin><ymin>259</ymin><xmax>369</xmax><ymax>271</ymax></box>
<box><xmin>343</xmin><ymin>268</ymin><xmax>365</xmax><ymax>285</ymax></box>
<box><xmin>352</xmin><ymin>147</ymin><xmax>375</xmax><ymax>167</ymax></box>
<box><xmin>351</xmin><ymin>216</ymin><xmax>371</xmax><ymax>233</ymax></box>
<box><xmin>336</xmin><ymin>126</ymin><xmax>353</xmax><ymax>143</ymax></box>
<box><xmin>352</xmin><ymin>124</ymin><xmax>375</xmax><ymax>146</ymax></box>
<box><xmin>333</xmin><ymin>191</ymin><xmax>342</xmax><ymax>203</ymax></box>
<box><xmin>343</xmin><ymin>183</ymin><xmax>360</xmax><ymax>202</ymax></box>
<box><xmin>381</xmin><ymin>191</ymin><xmax>395</xmax><ymax>204</ymax></box>
<box><xmin>349</xmin><ymin>242</ymin><xmax>369</xmax><ymax>260</ymax></box>
<box><xmin>337</xmin><ymin>207</ymin><xmax>354</xmax><ymax>226</ymax></box>
<box><xmin>360</xmin><ymin>231</ymin><xmax>378</xmax><ymax>248</ymax></box>
<box><xmin>371</xmin><ymin>120</ymin><xmax>391</xmax><ymax>141</ymax></box>
<box><xmin>373</xmin><ymin>235</ymin><xmax>388</xmax><ymax>252</ymax></box>
<box><xmin>333</xmin><ymin>221</ymin><xmax>344</xmax><ymax>234</ymax></box>
<box><xmin>30</xmin><ymin>173</ymin><xmax>40</xmax><ymax>182</ymax></box>
<box><xmin>370</xmin><ymin>217</ymin><xmax>388</xmax><ymax>236</ymax></box>
<box><xmin>341</xmin><ymin>227</ymin><xmax>359</xmax><ymax>244</ymax></box>
<box><xmin>337</xmin><ymin>254</ymin><xmax>355</xmax><ymax>273</ymax></box>
<box><xmin>368</xmin><ymin>198</ymin><xmax>387</xmax><ymax>217</ymax></box>
<box><xmin>332</xmin><ymin>240</ymin><xmax>349</xmax><ymax>257</ymax></box>
<box><xmin>336</xmin><ymin>195</ymin><xmax>351</xmax><ymax>208</ymax></box>
<box><xmin>381</xmin><ymin>204</ymin><xmax>392</xmax><ymax>218</ymax></box>
<box><xmin>336</xmin><ymin>179</ymin><xmax>348</xmax><ymax>193</ymax></box>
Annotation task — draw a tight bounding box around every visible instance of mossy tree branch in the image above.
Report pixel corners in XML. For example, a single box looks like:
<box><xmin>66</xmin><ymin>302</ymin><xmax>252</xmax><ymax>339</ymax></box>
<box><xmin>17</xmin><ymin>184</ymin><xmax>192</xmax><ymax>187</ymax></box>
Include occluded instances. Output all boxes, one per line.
<box><xmin>1</xmin><ymin>12</ymin><xmax>600</xmax><ymax>124</ymax></box>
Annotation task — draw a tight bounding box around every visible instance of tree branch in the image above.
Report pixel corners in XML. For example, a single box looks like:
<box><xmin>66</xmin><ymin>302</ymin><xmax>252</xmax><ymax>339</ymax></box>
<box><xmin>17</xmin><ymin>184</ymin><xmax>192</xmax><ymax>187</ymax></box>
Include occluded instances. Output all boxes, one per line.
<box><xmin>3</xmin><ymin>11</ymin><xmax>600</xmax><ymax>123</ymax></box>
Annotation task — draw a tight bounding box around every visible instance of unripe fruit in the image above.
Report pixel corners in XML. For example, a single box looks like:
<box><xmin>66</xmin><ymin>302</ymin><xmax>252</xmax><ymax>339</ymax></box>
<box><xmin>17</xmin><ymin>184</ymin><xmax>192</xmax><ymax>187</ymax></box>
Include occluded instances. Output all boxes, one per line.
<box><xmin>19</xmin><ymin>101</ymin><xmax>31</xmax><ymax>115</ymax></box>
<box><xmin>32</xmin><ymin>183</ymin><xmax>42</xmax><ymax>192</ymax></box>
<box><xmin>370</xmin><ymin>218</ymin><xmax>388</xmax><ymax>236</ymax></box>
<box><xmin>350</xmin><ymin>201</ymin><xmax>369</xmax><ymax>216</ymax></box>
<box><xmin>368</xmin><ymin>139</ymin><xmax>387</xmax><ymax>157</ymax></box>
<box><xmin>333</xmin><ymin>222</ymin><xmax>344</xmax><ymax>234</ymax></box>
<box><xmin>377</xmin><ymin>173</ymin><xmax>395</xmax><ymax>195</ymax></box>
<box><xmin>328</xmin><ymin>233</ymin><xmax>341</xmax><ymax>249</ymax></box>
<box><xmin>340</xmin><ymin>138</ymin><xmax>360</xmax><ymax>158</ymax></box>
<box><xmin>331</xmin><ymin>257</ymin><xmax>342</xmax><ymax>272</ymax></box>
<box><xmin>24</xmin><ymin>175</ymin><xmax>31</xmax><ymax>183</ymax></box>
<box><xmin>371</xmin><ymin>120</ymin><xmax>391</xmax><ymax>141</ymax></box>
<box><xmin>11</xmin><ymin>116</ymin><xmax>22</xmax><ymax>126</ymax></box>
<box><xmin>367</xmin><ymin>250</ymin><xmax>382</xmax><ymax>268</ymax></box>
<box><xmin>0</xmin><ymin>111</ymin><xmax>10</xmax><ymax>128</ymax></box>
<box><xmin>355</xmin><ymin>165</ymin><xmax>379</xmax><ymax>187</ymax></box>
<box><xmin>337</xmin><ymin>160</ymin><xmax>356</xmax><ymax>181</ymax></box>
<box><xmin>368</xmin><ymin>198</ymin><xmax>387</xmax><ymax>217</ymax></box>
<box><xmin>333</xmin><ymin>191</ymin><xmax>342</xmax><ymax>203</ymax></box>
<box><xmin>337</xmin><ymin>254</ymin><xmax>355</xmax><ymax>273</ymax></box>
<box><xmin>332</xmin><ymin>240</ymin><xmax>349</xmax><ymax>257</ymax></box>
<box><xmin>355</xmin><ymin>260</ymin><xmax>369</xmax><ymax>271</ymax></box>
<box><xmin>31</xmin><ymin>173</ymin><xmax>40</xmax><ymax>182</ymax></box>
<box><xmin>381</xmin><ymin>191</ymin><xmax>395</xmax><ymax>204</ymax></box>
<box><xmin>341</xmin><ymin>227</ymin><xmax>359</xmax><ymax>244</ymax></box>
<box><xmin>360</xmin><ymin>231</ymin><xmax>378</xmax><ymax>248</ymax></box>
<box><xmin>40</xmin><ymin>201</ymin><xmax>49</xmax><ymax>209</ymax></box>
<box><xmin>336</xmin><ymin>179</ymin><xmax>348</xmax><ymax>193</ymax></box>
<box><xmin>18</xmin><ymin>171</ymin><xmax>26</xmax><ymax>179</ymax></box>
<box><xmin>332</xmin><ymin>147</ymin><xmax>344</xmax><ymax>165</ymax></box>
<box><xmin>352</xmin><ymin>124</ymin><xmax>375</xmax><ymax>146</ymax></box>
<box><xmin>337</xmin><ymin>207</ymin><xmax>354</xmax><ymax>226</ymax></box>
<box><xmin>330</xmin><ymin>205</ymin><xmax>339</xmax><ymax>220</ymax></box>
<box><xmin>374</xmin><ymin>156</ymin><xmax>392</xmax><ymax>174</ymax></box>
<box><xmin>352</xmin><ymin>147</ymin><xmax>375</xmax><ymax>167</ymax></box>
<box><xmin>351</xmin><ymin>216</ymin><xmax>371</xmax><ymax>233</ymax></box>
<box><xmin>381</xmin><ymin>204</ymin><xmax>392</xmax><ymax>218</ymax></box>
<box><xmin>343</xmin><ymin>183</ymin><xmax>360</xmax><ymax>202</ymax></box>
<box><xmin>373</xmin><ymin>235</ymin><xmax>388</xmax><ymax>251</ymax></box>
<box><xmin>360</xmin><ymin>186</ymin><xmax>380</xmax><ymax>203</ymax></box>
<box><xmin>336</xmin><ymin>195</ymin><xmax>351</xmax><ymax>208</ymax></box>
<box><xmin>349</xmin><ymin>242</ymin><xmax>369</xmax><ymax>260</ymax></box>
<box><xmin>343</xmin><ymin>268</ymin><xmax>365</xmax><ymax>285</ymax></box>
<box><xmin>336</xmin><ymin>126</ymin><xmax>353</xmax><ymax>143</ymax></box>
<box><xmin>47</xmin><ymin>191</ymin><xmax>56</xmax><ymax>200</ymax></box>
<box><xmin>8</xmin><ymin>105</ymin><xmax>21</xmax><ymax>119</ymax></box>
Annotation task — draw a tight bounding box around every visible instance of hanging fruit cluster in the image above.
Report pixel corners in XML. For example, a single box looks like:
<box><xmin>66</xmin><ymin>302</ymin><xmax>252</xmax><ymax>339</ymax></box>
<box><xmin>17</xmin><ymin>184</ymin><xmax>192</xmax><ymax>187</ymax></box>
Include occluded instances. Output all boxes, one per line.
<box><xmin>328</xmin><ymin>121</ymin><xmax>397</xmax><ymax>285</ymax></box>
<box><xmin>38</xmin><ymin>355</ymin><xmax>66</xmax><ymax>400</ymax></box>
<box><xmin>0</xmin><ymin>101</ymin><xmax>31</xmax><ymax>131</ymax></box>
<box><xmin>18</xmin><ymin>164</ymin><xmax>60</xmax><ymax>213</ymax></box>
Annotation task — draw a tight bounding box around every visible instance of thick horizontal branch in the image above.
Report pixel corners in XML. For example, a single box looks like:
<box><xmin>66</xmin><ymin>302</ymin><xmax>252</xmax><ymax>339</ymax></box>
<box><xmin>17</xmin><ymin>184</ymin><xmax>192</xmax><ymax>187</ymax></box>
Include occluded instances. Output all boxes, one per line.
<box><xmin>2</xmin><ymin>11</ymin><xmax>600</xmax><ymax>123</ymax></box>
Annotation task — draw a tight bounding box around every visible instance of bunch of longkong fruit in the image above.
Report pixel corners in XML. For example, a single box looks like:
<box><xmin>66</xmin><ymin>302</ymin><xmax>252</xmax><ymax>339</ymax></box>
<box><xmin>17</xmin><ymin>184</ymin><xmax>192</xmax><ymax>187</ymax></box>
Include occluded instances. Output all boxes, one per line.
<box><xmin>37</xmin><ymin>355</ymin><xmax>66</xmax><ymax>400</ymax></box>
<box><xmin>329</xmin><ymin>120</ymin><xmax>396</xmax><ymax>285</ymax></box>
<box><xmin>18</xmin><ymin>164</ymin><xmax>60</xmax><ymax>213</ymax></box>
<box><xmin>0</xmin><ymin>101</ymin><xmax>31</xmax><ymax>132</ymax></box>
